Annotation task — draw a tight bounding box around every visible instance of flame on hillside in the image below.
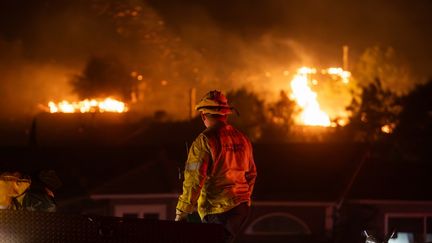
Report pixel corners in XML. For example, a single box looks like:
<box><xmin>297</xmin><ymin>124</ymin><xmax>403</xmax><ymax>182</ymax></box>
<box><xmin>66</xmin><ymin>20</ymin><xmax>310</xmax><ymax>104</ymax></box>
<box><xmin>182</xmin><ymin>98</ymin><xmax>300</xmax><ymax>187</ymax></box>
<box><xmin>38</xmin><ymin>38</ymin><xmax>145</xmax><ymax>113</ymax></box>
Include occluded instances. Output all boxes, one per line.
<box><xmin>289</xmin><ymin>66</ymin><xmax>351</xmax><ymax>127</ymax></box>
<box><xmin>48</xmin><ymin>98</ymin><xmax>128</xmax><ymax>113</ymax></box>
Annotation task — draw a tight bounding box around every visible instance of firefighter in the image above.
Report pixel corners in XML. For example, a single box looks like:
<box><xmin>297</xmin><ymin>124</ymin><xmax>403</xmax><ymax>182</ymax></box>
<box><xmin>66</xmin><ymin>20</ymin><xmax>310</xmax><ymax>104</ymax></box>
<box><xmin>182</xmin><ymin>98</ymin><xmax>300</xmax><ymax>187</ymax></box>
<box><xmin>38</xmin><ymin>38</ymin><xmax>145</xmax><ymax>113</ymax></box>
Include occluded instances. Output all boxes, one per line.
<box><xmin>0</xmin><ymin>170</ymin><xmax>61</xmax><ymax>212</ymax></box>
<box><xmin>175</xmin><ymin>90</ymin><xmax>257</xmax><ymax>243</ymax></box>
<box><xmin>22</xmin><ymin>170</ymin><xmax>62</xmax><ymax>212</ymax></box>
<box><xmin>0</xmin><ymin>172</ymin><xmax>31</xmax><ymax>209</ymax></box>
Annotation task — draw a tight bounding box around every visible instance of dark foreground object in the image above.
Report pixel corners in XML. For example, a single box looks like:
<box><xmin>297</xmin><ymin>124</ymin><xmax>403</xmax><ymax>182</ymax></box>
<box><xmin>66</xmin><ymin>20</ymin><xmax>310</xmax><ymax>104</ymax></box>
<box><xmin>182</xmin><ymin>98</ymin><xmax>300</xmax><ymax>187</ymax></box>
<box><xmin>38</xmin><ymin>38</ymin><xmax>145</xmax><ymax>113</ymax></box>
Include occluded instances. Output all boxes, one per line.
<box><xmin>0</xmin><ymin>210</ymin><xmax>224</xmax><ymax>243</ymax></box>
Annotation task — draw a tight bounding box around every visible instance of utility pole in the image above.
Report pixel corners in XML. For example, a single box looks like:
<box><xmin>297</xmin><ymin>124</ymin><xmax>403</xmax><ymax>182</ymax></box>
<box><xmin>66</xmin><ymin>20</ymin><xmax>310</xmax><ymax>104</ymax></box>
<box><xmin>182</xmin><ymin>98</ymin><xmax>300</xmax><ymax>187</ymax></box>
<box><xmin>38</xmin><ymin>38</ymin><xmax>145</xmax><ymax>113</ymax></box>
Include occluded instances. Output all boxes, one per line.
<box><xmin>342</xmin><ymin>45</ymin><xmax>349</xmax><ymax>71</ymax></box>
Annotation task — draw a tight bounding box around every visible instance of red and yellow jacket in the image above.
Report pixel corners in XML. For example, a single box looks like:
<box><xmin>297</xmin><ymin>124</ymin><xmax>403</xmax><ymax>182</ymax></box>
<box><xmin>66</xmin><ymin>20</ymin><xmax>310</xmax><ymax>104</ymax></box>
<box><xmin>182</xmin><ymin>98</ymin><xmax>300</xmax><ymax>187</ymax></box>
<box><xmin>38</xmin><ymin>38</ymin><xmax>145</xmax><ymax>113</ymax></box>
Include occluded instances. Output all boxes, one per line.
<box><xmin>176</xmin><ymin>123</ymin><xmax>257</xmax><ymax>220</ymax></box>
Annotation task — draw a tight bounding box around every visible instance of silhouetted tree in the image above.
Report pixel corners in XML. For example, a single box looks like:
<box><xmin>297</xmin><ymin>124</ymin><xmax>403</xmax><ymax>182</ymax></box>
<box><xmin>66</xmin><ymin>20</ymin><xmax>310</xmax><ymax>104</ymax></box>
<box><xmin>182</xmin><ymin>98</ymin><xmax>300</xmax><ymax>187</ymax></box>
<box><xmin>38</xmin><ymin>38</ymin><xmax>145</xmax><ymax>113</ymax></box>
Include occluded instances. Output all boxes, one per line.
<box><xmin>71</xmin><ymin>56</ymin><xmax>133</xmax><ymax>100</ymax></box>
<box><xmin>260</xmin><ymin>90</ymin><xmax>297</xmax><ymax>143</ymax></box>
<box><xmin>394</xmin><ymin>79</ymin><xmax>432</xmax><ymax>159</ymax></box>
<box><xmin>227</xmin><ymin>89</ymin><xmax>267</xmax><ymax>141</ymax></box>
<box><xmin>345</xmin><ymin>79</ymin><xmax>401</xmax><ymax>142</ymax></box>
<box><xmin>268</xmin><ymin>91</ymin><xmax>296</xmax><ymax>127</ymax></box>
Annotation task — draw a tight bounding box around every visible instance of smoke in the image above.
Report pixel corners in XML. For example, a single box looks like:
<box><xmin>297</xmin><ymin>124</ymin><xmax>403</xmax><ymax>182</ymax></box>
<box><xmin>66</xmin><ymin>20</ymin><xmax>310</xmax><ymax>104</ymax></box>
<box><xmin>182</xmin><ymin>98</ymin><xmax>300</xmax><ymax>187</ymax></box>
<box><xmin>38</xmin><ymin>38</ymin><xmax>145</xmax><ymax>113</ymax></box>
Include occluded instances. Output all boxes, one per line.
<box><xmin>149</xmin><ymin>0</ymin><xmax>432</xmax><ymax>74</ymax></box>
<box><xmin>142</xmin><ymin>3</ymin><xmax>314</xmax><ymax>103</ymax></box>
<box><xmin>0</xmin><ymin>0</ymin><xmax>116</xmax><ymax>119</ymax></box>
<box><xmin>0</xmin><ymin>40</ymin><xmax>77</xmax><ymax>119</ymax></box>
<box><xmin>0</xmin><ymin>0</ymin><xmax>431</xmax><ymax>120</ymax></box>
<box><xmin>145</xmin><ymin>0</ymin><xmax>432</xmax><ymax>117</ymax></box>
<box><xmin>0</xmin><ymin>0</ymin><xmax>319</xmax><ymax>120</ymax></box>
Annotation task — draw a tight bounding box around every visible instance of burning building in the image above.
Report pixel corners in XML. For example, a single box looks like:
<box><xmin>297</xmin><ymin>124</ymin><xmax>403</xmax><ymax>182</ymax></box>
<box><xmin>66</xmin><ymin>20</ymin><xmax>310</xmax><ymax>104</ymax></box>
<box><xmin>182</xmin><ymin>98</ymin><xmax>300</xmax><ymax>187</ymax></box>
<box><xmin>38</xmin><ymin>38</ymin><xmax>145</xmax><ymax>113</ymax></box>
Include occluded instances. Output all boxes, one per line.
<box><xmin>47</xmin><ymin>98</ymin><xmax>128</xmax><ymax>114</ymax></box>
<box><xmin>289</xmin><ymin>66</ymin><xmax>351</xmax><ymax>127</ymax></box>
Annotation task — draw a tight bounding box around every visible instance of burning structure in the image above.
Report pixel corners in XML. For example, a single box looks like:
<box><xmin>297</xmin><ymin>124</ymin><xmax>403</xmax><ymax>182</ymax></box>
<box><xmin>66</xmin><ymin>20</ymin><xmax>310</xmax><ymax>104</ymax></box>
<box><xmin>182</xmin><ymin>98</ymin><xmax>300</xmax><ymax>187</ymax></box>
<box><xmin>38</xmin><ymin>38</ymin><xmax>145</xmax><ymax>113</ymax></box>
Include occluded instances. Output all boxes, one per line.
<box><xmin>39</xmin><ymin>61</ymin><xmax>357</xmax><ymax>144</ymax></box>
<box><xmin>289</xmin><ymin>66</ymin><xmax>351</xmax><ymax>127</ymax></box>
<box><xmin>47</xmin><ymin>98</ymin><xmax>128</xmax><ymax>114</ymax></box>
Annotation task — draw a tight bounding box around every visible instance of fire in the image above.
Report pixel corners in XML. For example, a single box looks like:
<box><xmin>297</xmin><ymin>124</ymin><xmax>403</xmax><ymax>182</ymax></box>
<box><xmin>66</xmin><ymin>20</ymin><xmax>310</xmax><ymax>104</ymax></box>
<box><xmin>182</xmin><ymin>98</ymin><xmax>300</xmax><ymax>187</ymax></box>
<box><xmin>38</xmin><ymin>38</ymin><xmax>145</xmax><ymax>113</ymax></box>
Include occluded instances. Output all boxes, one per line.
<box><xmin>381</xmin><ymin>124</ymin><xmax>395</xmax><ymax>134</ymax></box>
<box><xmin>290</xmin><ymin>67</ymin><xmax>331</xmax><ymax>126</ymax></box>
<box><xmin>48</xmin><ymin>98</ymin><xmax>128</xmax><ymax>113</ymax></box>
<box><xmin>289</xmin><ymin>66</ymin><xmax>351</xmax><ymax>127</ymax></box>
<box><xmin>323</xmin><ymin>67</ymin><xmax>351</xmax><ymax>84</ymax></box>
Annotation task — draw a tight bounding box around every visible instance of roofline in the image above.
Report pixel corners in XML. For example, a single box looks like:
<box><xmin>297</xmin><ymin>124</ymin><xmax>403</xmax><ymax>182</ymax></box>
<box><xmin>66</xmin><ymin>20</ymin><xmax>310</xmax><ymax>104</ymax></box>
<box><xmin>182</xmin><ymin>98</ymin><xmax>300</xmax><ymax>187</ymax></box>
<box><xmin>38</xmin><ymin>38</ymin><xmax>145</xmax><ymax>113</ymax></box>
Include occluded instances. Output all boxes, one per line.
<box><xmin>90</xmin><ymin>194</ymin><xmax>336</xmax><ymax>206</ymax></box>
<box><xmin>346</xmin><ymin>199</ymin><xmax>432</xmax><ymax>205</ymax></box>
<box><xmin>89</xmin><ymin>195</ymin><xmax>432</xmax><ymax>205</ymax></box>
<box><xmin>253</xmin><ymin>201</ymin><xmax>336</xmax><ymax>207</ymax></box>
<box><xmin>90</xmin><ymin>193</ymin><xmax>179</xmax><ymax>200</ymax></box>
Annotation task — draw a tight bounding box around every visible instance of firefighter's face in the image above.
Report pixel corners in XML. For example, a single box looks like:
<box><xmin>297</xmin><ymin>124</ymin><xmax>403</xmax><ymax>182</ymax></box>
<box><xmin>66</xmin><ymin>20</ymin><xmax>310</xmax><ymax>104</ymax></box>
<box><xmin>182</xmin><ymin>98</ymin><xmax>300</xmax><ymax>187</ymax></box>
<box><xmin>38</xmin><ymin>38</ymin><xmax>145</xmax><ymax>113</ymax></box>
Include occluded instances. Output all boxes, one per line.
<box><xmin>201</xmin><ymin>113</ymin><xmax>212</xmax><ymax>128</ymax></box>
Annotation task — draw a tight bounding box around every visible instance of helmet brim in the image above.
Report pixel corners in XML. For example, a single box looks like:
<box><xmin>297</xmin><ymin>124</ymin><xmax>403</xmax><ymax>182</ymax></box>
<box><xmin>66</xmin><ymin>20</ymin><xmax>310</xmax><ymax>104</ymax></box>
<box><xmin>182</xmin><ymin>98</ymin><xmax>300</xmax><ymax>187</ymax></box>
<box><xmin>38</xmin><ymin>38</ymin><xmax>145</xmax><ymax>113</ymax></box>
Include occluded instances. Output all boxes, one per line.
<box><xmin>196</xmin><ymin>106</ymin><xmax>234</xmax><ymax>115</ymax></box>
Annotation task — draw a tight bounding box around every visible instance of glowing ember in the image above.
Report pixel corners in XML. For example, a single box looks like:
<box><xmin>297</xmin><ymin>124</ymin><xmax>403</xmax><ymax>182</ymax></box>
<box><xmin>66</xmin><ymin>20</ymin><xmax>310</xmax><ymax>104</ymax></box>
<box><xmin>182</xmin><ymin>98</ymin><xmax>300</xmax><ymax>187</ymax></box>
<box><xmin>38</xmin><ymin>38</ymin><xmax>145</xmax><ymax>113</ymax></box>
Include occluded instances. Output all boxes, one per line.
<box><xmin>335</xmin><ymin>118</ymin><xmax>349</xmax><ymax>127</ymax></box>
<box><xmin>381</xmin><ymin>124</ymin><xmax>395</xmax><ymax>134</ymax></box>
<box><xmin>290</xmin><ymin>67</ymin><xmax>331</xmax><ymax>127</ymax></box>
<box><xmin>48</xmin><ymin>98</ymin><xmax>128</xmax><ymax>113</ymax></box>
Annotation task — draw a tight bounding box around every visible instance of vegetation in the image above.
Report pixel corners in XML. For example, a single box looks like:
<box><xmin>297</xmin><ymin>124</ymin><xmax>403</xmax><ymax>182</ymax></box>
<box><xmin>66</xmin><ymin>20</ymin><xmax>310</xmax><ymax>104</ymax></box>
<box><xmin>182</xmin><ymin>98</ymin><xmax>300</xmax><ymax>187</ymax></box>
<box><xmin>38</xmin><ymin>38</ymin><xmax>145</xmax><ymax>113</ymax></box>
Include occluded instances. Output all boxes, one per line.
<box><xmin>345</xmin><ymin>78</ymin><xmax>401</xmax><ymax>142</ymax></box>
<box><xmin>223</xmin><ymin>78</ymin><xmax>430</xmax><ymax>147</ymax></box>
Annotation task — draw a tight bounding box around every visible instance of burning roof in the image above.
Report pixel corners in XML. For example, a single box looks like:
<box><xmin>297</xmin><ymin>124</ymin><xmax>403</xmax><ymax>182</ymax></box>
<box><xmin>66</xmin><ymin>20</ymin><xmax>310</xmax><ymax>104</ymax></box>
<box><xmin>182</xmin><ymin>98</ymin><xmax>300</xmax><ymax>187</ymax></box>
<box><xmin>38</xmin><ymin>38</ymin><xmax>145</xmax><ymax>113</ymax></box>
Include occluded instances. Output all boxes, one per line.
<box><xmin>47</xmin><ymin>98</ymin><xmax>128</xmax><ymax>113</ymax></box>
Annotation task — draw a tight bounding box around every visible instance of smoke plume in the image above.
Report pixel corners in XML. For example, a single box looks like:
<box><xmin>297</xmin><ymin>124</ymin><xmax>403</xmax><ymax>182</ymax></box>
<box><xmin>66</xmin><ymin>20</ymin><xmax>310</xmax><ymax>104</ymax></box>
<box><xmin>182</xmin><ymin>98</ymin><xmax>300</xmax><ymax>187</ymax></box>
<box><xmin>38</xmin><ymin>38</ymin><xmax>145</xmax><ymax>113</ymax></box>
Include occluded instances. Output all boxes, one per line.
<box><xmin>0</xmin><ymin>0</ymin><xmax>431</xmax><ymax>120</ymax></box>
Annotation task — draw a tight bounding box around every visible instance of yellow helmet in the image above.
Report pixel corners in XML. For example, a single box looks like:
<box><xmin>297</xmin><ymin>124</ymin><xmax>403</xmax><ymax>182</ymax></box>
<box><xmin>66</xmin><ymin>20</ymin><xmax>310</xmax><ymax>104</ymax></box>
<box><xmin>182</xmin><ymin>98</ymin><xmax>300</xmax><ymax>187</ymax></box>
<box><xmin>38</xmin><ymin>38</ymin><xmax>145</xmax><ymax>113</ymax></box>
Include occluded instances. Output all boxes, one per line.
<box><xmin>195</xmin><ymin>90</ymin><xmax>234</xmax><ymax>115</ymax></box>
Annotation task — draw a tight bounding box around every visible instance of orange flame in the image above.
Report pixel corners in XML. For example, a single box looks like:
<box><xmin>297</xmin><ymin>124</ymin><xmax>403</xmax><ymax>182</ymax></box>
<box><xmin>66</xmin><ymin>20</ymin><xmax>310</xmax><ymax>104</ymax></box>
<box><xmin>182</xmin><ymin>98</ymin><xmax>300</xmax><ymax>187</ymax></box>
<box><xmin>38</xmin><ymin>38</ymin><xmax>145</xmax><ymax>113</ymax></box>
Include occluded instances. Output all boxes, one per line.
<box><xmin>381</xmin><ymin>124</ymin><xmax>395</xmax><ymax>134</ymax></box>
<box><xmin>48</xmin><ymin>98</ymin><xmax>128</xmax><ymax>113</ymax></box>
<box><xmin>324</xmin><ymin>67</ymin><xmax>351</xmax><ymax>84</ymax></box>
<box><xmin>289</xmin><ymin>66</ymin><xmax>351</xmax><ymax>127</ymax></box>
<box><xmin>290</xmin><ymin>67</ymin><xmax>330</xmax><ymax>126</ymax></box>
